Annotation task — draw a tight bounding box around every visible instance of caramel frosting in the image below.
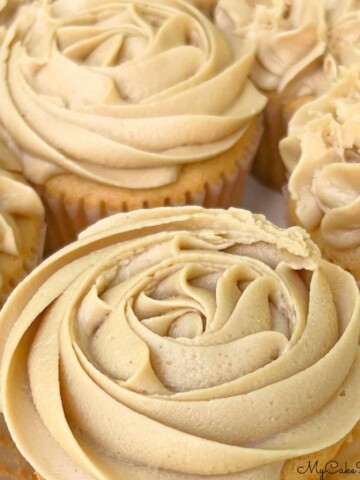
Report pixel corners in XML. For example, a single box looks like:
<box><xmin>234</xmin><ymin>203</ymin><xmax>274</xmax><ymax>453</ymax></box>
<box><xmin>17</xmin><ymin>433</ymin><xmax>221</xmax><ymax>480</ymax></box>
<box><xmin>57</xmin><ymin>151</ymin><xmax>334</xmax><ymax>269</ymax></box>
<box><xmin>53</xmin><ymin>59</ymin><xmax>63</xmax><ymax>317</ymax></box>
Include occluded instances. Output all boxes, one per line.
<box><xmin>282</xmin><ymin>1</ymin><xmax>360</xmax><ymax>99</ymax></box>
<box><xmin>0</xmin><ymin>0</ymin><xmax>266</xmax><ymax>189</ymax></box>
<box><xmin>214</xmin><ymin>0</ymin><xmax>328</xmax><ymax>92</ymax></box>
<box><xmin>327</xmin><ymin>0</ymin><xmax>360</xmax><ymax>68</ymax></box>
<box><xmin>0</xmin><ymin>0</ymin><xmax>25</xmax><ymax>22</ymax></box>
<box><xmin>1</xmin><ymin>207</ymin><xmax>359</xmax><ymax>480</ymax></box>
<box><xmin>281</xmin><ymin>70</ymin><xmax>360</xmax><ymax>251</ymax></box>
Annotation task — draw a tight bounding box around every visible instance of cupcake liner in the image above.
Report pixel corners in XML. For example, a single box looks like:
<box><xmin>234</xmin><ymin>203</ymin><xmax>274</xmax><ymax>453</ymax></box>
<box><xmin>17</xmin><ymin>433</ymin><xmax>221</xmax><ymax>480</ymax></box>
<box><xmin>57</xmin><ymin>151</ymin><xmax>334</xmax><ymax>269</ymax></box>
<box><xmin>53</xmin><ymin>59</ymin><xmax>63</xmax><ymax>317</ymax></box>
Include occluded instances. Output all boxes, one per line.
<box><xmin>38</xmin><ymin>165</ymin><xmax>247</xmax><ymax>253</ymax></box>
<box><xmin>36</xmin><ymin>117</ymin><xmax>263</xmax><ymax>254</ymax></box>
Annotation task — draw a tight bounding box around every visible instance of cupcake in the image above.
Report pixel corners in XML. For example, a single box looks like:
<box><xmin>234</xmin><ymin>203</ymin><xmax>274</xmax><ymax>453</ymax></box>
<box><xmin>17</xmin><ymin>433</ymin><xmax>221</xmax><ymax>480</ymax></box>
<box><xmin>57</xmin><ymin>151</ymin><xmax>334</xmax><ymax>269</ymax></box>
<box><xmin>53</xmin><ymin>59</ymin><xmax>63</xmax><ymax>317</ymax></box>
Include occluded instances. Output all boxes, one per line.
<box><xmin>0</xmin><ymin>0</ymin><xmax>266</xmax><ymax>252</ymax></box>
<box><xmin>214</xmin><ymin>0</ymin><xmax>328</xmax><ymax>189</ymax></box>
<box><xmin>0</xmin><ymin>207</ymin><xmax>359</xmax><ymax>480</ymax></box>
<box><xmin>280</xmin><ymin>69</ymin><xmax>360</xmax><ymax>281</ymax></box>
<box><xmin>0</xmin><ymin>134</ymin><xmax>45</xmax><ymax>306</ymax></box>
<box><xmin>0</xmin><ymin>131</ymin><xmax>45</xmax><ymax>478</ymax></box>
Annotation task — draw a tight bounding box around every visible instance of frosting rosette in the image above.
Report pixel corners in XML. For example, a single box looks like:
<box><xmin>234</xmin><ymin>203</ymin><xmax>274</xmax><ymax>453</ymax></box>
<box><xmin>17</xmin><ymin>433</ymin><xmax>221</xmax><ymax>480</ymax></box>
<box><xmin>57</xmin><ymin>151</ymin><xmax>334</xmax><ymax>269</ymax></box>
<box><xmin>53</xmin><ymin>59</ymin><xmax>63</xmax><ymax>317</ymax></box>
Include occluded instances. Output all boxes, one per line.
<box><xmin>214</xmin><ymin>0</ymin><xmax>328</xmax><ymax>93</ymax></box>
<box><xmin>0</xmin><ymin>0</ymin><xmax>26</xmax><ymax>46</ymax></box>
<box><xmin>0</xmin><ymin>206</ymin><xmax>359</xmax><ymax>480</ymax></box>
<box><xmin>327</xmin><ymin>0</ymin><xmax>360</xmax><ymax>67</ymax></box>
<box><xmin>0</xmin><ymin>0</ymin><xmax>265</xmax><ymax>189</ymax></box>
<box><xmin>280</xmin><ymin>69</ymin><xmax>360</xmax><ymax>275</ymax></box>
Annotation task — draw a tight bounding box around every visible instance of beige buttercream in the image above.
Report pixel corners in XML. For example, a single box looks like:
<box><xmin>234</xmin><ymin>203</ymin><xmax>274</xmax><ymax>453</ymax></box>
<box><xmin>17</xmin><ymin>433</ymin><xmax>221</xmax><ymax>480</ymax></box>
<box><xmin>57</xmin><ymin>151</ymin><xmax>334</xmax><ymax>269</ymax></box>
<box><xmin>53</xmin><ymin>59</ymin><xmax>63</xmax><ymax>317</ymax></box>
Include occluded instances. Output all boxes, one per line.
<box><xmin>326</xmin><ymin>0</ymin><xmax>360</xmax><ymax>62</ymax></box>
<box><xmin>283</xmin><ymin>1</ymin><xmax>360</xmax><ymax>99</ymax></box>
<box><xmin>0</xmin><ymin>0</ymin><xmax>266</xmax><ymax>189</ymax></box>
<box><xmin>0</xmin><ymin>206</ymin><xmax>359</xmax><ymax>480</ymax></box>
<box><xmin>214</xmin><ymin>0</ymin><xmax>328</xmax><ymax>92</ymax></box>
<box><xmin>281</xmin><ymin>69</ymin><xmax>360</xmax><ymax>252</ymax></box>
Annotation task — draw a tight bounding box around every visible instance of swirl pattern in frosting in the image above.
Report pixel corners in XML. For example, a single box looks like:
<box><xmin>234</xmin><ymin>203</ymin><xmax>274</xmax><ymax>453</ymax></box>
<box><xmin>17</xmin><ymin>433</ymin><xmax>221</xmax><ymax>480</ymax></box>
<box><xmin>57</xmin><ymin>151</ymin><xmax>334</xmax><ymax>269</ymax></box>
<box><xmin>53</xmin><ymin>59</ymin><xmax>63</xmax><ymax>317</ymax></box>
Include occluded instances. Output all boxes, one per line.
<box><xmin>327</xmin><ymin>0</ymin><xmax>360</xmax><ymax>67</ymax></box>
<box><xmin>281</xmin><ymin>69</ymin><xmax>360</xmax><ymax>256</ymax></box>
<box><xmin>214</xmin><ymin>0</ymin><xmax>328</xmax><ymax>92</ymax></box>
<box><xmin>280</xmin><ymin>0</ymin><xmax>360</xmax><ymax>99</ymax></box>
<box><xmin>0</xmin><ymin>0</ymin><xmax>266</xmax><ymax>189</ymax></box>
<box><xmin>0</xmin><ymin>207</ymin><xmax>359</xmax><ymax>480</ymax></box>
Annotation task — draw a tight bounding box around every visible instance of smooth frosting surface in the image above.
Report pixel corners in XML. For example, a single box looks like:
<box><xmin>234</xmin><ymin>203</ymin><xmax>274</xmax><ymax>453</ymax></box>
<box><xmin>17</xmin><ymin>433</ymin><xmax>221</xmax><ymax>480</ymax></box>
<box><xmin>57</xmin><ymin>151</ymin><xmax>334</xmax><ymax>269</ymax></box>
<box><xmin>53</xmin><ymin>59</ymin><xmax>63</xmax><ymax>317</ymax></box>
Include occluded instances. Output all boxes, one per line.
<box><xmin>214</xmin><ymin>0</ymin><xmax>328</xmax><ymax>92</ymax></box>
<box><xmin>281</xmin><ymin>70</ymin><xmax>360</xmax><ymax>252</ymax></box>
<box><xmin>0</xmin><ymin>0</ymin><xmax>266</xmax><ymax>189</ymax></box>
<box><xmin>1</xmin><ymin>207</ymin><xmax>359</xmax><ymax>480</ymax></box>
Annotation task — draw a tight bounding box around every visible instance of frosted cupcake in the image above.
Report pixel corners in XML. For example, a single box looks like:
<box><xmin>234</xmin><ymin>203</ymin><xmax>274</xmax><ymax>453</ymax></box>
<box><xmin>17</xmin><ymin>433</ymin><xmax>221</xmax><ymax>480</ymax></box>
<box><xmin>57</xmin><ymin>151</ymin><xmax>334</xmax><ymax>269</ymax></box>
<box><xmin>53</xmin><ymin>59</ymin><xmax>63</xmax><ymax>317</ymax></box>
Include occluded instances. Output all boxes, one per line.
<box><xmin>214</xmin><ymin>0</ymin><xmax>328</xmax><ymax>189</ymax></box>
<box><xmin>284</xmin><ymin>0</ymin><xmax>360</xmax><ymax>113</ymax></box>
<box><xmin>0</xmin><ymin>131</ymin><xmax>44</xmax><ymax>479</ymax></box>
<box><xmin>0</xmin><ymin>135</ymin><xmax>45</xmax><ymax>306</ymax></box>
<box><xmin>0</xmin><ymin>207</ymin><xmax>359</xmax><ymax>480</ymax></box>
<box><xmin>0</xmin><ymin>0</ymin><xmax>266</xmax><ymax>251</ymax></box>
<box><xmin>281</xmin><ymin>69</ymin><xmax>360</xmax><ymax>281</ymax></box>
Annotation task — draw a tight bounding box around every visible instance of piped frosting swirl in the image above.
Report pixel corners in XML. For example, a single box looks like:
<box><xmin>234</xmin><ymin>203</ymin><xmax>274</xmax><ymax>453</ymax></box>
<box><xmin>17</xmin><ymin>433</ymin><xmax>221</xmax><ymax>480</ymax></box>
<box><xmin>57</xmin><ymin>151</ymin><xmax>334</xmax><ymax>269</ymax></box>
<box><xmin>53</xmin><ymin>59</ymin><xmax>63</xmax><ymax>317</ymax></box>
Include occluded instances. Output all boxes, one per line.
<box><xmin>0</xmin><ymin>0</ymin><xmax>266</xmax><ymax>189</ymax></box>
<box><xmin>214</xmin><ymin>0</ymin><xmax>328</xmax><ymax>92</ymax></box>
<box><xmin>281</xmin><ymin>69</ymin><xmax>360</xmax><ymax>252</ymax></box>
<box><xmin>1</xmin><ymin>207</ymin><xmax>359</xmax><ymax>480</ymax></box>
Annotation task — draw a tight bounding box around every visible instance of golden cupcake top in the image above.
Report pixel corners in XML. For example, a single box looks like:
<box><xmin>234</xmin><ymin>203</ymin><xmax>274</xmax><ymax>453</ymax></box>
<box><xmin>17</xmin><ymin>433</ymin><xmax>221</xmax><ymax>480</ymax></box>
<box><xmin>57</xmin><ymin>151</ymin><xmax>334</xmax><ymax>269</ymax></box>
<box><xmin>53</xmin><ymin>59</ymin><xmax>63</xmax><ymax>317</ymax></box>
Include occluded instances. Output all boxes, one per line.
<box><xmin>0</xmin><ymin>207</ymin><xmax>359</xmax><ymax>480</ymax></box>
<box><xmin>0</xmin><ymin>0</ymin><xmax>266</xmax><ymax>190</ymax></box>
<box><xmin>214</xmin><ymin>0</ymin><xmax>328</xmax><ymax>92</ymax></box>
<box><xmin>281</xmin><ymin>69</ymin><xmax>360</xmax><ymax>252</ymax></box>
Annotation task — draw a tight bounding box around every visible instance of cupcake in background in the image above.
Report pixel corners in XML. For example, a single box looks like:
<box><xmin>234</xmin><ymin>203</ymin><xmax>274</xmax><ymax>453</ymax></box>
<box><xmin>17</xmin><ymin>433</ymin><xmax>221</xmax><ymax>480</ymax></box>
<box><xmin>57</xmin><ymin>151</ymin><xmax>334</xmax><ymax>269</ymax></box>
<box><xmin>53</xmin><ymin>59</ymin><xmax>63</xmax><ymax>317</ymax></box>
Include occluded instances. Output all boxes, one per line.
<box><xmin>0</xmin><ymin>0</ymin><xmax>27</xmax><ymax>41</ymax></box>
<box><xmin>0</xmin><ymin>0</ymin><xmax>266</xmax><ymax>252</ymax></box>
<box><xmin>214</xmin><ymin>0</ymin><xmax>328</xmax><ymax>190</ymax></box>
<box><xmin>0</xmin><ymin>131</ymin><xmax>45</xmax><ymax>306</ymax></box>
<box><xmin>0</xmin><ymin>206</ymin><xmax>359</xmax><ymax>480</ymax></box>
<box><xmin>0</xmin><ymin>129</ymin><xmax>44</xmax><ymax>479</ymax></box>
<box><xmin>280</xmin><ymin>69</ymin><xmax>360</xmax><ymax>281</ymax></box>
<box><xmin>326</xmin><ymin>0</ymin><xmax>360</xmax><ymax>68</ymax></box>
